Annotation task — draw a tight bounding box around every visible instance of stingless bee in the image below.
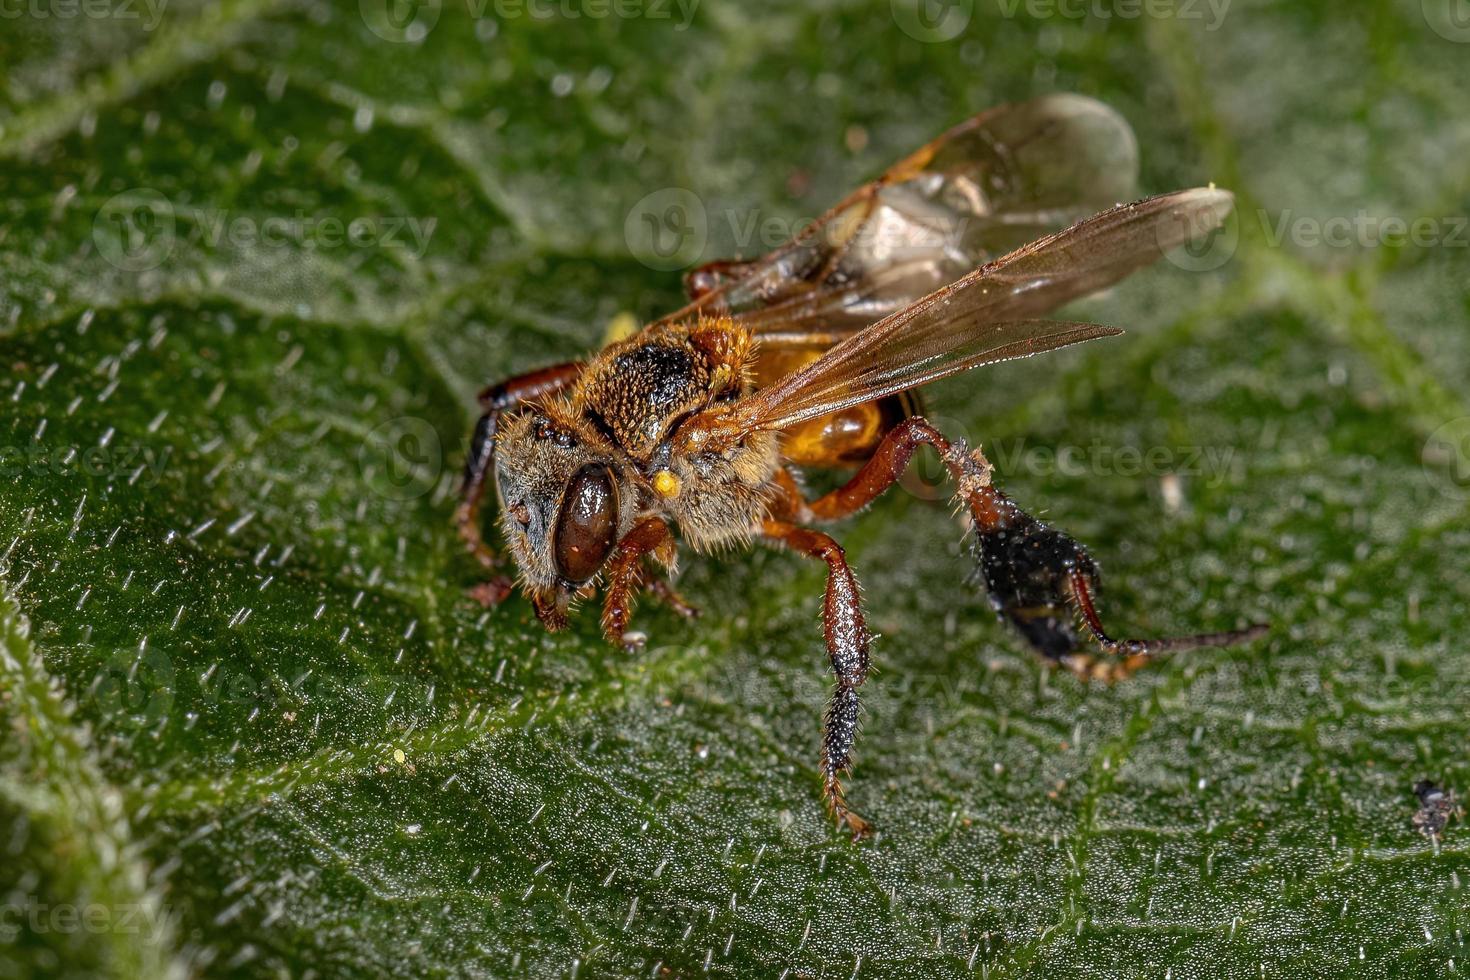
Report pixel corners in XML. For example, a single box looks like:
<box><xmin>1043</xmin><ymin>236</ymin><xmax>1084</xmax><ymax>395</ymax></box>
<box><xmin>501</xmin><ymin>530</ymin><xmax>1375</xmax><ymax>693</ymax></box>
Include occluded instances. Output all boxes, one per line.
<box><xmin>456</xmin><ymin>94</ymin><xmax>1267</xmax><ymax>838</ymax></box>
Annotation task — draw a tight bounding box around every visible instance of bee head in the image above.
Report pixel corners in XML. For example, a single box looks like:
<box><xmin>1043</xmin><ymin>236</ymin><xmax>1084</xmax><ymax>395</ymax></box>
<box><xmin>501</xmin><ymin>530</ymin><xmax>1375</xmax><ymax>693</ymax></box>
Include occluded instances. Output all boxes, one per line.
<box><xmin>494</xmin><ymin>409</ymin><xmax>634</xmax><ymax>626</ymax></box>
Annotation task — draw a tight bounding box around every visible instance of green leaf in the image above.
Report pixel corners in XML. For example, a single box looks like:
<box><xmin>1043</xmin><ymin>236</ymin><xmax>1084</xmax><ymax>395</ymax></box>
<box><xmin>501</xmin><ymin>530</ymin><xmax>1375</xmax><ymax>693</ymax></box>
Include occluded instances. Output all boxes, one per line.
<box><xmin>2</xmin><ymin>2</ymin><xmax>1468</xmax><ymax>976</ymax></box>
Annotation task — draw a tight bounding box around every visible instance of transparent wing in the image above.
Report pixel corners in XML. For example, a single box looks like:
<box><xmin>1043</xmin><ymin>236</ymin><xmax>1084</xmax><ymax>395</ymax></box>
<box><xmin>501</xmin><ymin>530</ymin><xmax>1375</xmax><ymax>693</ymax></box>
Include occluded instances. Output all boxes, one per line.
<box><xmin>726</xmin><ymin>187</ymin><xmax>1233</xmax><ymax>432</ymax></box>
<box><xmin>654</xmin><ymin>93</ymin><xmax>1140</xmax><ymax>339</ymax></box>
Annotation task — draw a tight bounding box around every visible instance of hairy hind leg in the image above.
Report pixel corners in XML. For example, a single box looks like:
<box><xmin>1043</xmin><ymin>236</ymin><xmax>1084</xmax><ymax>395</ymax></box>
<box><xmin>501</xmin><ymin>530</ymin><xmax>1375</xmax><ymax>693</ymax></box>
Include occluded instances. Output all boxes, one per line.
<box><xmin>774</xmin><ymin>415</ymin><xmax>1265</xmax><ymax>669</ymax></box>
<box><xmin>1061</xmin><ymin>569</ymin><xmax>1267</xmax><ymax>680</ymax></box>
<box><xmin>763</xmin><ymin>520</ymin><xmax>874</xmax><ymax>840</ymax></box>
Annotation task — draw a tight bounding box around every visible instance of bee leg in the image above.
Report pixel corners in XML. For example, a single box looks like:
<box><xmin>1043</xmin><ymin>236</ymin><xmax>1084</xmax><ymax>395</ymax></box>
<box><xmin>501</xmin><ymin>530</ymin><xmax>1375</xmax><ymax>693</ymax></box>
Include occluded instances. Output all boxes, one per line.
<box><xmin>457</xmin><ymin>410</ymin><xmax>503</xmax><ymax>571</ymax></box>
<box><xmin>645</xmin><ymin>574</ymin><xmax>701</xmax><ymax>621</ymax></box>
<box><xmin>1052</xmin><ymin>567</ymin><xmax>1269</xmax><ymax>682</ymax></box>
<box><xmin>456</xmin><ymin>361</ymin><xmax>583</xmax><ymax>596</ymax></box>
<box><xmin>788</xmin><ymin>416</ymin><xmax>1265</xmax><ymax>667</ymax></box>
<box><xmin>682</xmin><ymin>258</ymin><xmax>762</xmax><ymax>301</ymax></box>
<box><xmin>601</xmin><ymin>518</ymin><xmax>674</xmax><ymax>652</ymax></box>
<box><xmin>964</xmin><ymin>484</ymin><xmax>1268</xmax><ymax>669</ymax></box>
<box><xmin>794</xmin><ymin>416</ymin><xmax>961</xmax><ymax>522</ymax></box>
<box><xmin>468</xmin><ymin>578</ymin><xmax>515</xmax><ymax>607</ymax></box>
<box><xmin>762</xmin><ymin>520</ymin><xmax>875</xmax><ymax>841</ymax></box>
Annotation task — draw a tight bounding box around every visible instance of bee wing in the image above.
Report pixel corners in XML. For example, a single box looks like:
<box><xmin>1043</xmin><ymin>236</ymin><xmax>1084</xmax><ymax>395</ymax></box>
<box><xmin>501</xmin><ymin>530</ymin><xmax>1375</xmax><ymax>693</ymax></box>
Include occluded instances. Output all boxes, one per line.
<box><xmin>652</xmin><ymin>93</ymin><xmax>1139</xmax><ymax>339</ymax></box>
<box><xmin>726</xmin><ymin>187</ymin><xmax>1233</xmax><ymax>432</ymax></box>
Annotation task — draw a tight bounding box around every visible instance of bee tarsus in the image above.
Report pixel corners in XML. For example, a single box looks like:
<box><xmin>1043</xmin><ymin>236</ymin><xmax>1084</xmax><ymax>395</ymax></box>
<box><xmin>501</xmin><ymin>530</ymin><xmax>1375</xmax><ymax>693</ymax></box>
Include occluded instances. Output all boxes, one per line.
<box><xmin>763</xmin><ymin>520</ymin><xmax>874</xmax><ymax>840</ymax></box>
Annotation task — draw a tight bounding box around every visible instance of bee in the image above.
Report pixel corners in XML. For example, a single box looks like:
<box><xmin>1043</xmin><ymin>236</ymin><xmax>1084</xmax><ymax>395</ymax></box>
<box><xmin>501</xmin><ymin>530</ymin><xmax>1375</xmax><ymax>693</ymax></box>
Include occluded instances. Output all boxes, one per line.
<box><xmin>457</xmin><ymin>94</ymin><xmax>1267</xmax><ymax>838</ymax></box>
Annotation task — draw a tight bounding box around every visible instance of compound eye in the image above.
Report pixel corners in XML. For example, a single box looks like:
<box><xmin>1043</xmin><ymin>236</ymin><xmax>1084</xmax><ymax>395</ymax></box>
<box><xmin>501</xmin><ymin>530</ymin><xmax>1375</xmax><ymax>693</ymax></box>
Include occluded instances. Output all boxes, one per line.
<box><xmin>552</xmin><ymin>464</ymin><xmax>619</xmax><ymax>584</ymax></box>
